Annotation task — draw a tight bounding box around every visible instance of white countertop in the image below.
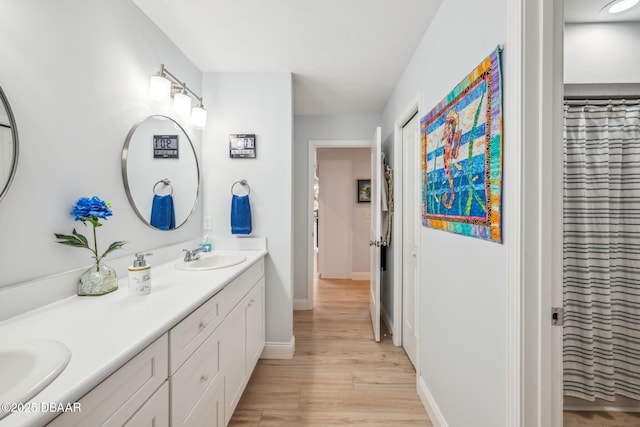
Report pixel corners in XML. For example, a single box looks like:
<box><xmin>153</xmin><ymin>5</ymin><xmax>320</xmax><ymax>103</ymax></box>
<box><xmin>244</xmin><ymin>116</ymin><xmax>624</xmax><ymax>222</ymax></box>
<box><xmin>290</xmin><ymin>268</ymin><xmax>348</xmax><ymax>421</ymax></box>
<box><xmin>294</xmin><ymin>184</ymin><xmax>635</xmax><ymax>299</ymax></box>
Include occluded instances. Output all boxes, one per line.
<box><xmin>0</xmin><ymin>249</ymin><xmax>267</xmax><ymax>427</ymax></box>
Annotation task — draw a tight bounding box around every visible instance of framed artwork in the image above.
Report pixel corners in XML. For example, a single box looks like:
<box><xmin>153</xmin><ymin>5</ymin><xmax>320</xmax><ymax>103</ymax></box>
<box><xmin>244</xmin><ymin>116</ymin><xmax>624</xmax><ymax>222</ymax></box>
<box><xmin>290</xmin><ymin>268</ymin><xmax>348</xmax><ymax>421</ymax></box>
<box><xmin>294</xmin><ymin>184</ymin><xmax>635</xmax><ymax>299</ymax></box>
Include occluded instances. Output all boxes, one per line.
<box><xmin>357</xmin><ymin>179</ymin><xmax>371</xmax><ymax>203</ymax></box>
<box><xmin>421</xmin><ymin>46</ymin><xmax>503</xmax><ymax>243</ymax></box>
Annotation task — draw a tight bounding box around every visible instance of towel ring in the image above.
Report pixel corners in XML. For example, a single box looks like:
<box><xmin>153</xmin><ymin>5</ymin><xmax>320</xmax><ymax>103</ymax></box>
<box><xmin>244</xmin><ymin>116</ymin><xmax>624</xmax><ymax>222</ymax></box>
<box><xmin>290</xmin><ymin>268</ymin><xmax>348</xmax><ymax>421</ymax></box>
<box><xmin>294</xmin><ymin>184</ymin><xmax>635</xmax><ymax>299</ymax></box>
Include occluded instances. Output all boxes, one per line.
<box><xmin>231</xmin><ymin>179</ymin><xmax>251</xmax><ymax>196</ymax></box>
<box><xmin>153</xmin><ymin>178</ymin><xmax>173</xmax><ymax>196</ymax></box>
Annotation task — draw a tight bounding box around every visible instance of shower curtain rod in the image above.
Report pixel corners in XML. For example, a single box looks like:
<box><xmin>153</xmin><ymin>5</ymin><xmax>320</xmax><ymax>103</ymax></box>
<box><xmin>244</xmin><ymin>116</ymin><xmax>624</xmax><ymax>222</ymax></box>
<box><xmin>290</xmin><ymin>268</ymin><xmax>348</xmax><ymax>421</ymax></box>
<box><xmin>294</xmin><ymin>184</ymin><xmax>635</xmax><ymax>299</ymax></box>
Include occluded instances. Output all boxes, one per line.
<box><xmin>564</xmin><ymin>97</ymin><xmax>640</xmax><ymax>105</ymax></box>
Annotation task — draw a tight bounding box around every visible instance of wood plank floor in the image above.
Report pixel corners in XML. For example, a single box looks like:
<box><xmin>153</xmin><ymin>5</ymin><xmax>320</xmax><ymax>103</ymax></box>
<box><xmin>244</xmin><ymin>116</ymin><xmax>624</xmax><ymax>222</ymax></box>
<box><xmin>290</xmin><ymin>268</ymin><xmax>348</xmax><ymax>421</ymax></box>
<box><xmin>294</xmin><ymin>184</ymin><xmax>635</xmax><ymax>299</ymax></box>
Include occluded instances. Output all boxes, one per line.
<box><xmin>229</xmin><ymin>278</ymin><xmax>432</xmax><ymax>426</ymax></box>
<box><xmin>564</xmin><ymin>410</ymin><xmax>640</xmax><ymax>426</ymax></box>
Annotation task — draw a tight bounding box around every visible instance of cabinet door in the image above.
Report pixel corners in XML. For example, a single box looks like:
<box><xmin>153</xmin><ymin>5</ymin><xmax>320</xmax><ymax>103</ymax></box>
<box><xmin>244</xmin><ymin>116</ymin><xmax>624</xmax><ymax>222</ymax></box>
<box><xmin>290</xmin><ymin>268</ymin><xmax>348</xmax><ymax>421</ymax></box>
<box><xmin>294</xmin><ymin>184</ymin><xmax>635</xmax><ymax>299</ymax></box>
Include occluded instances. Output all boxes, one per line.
<box><xmin>245</xmin><ymin>279</ymin><xmax>265</xmax><ymax>374</ymax></box>
<box><xmin>48</xmin><ymin>335</ymin><xmax>168</xmax><ymax>427</ymax></box>
<box><xmin>173</xmin><ymin>375</ymin><xmax>224</xmax><ymax>427</ymax></box>
<box><xmin>171</xmin><ymin>326</ymin><xmax>222</xmax><ymax>426</ymax></box>
<box><xmin>123</xmin><ymin>381</ymin><xmax>169</xmax><ymax>427</ymax></box>
<box><xmin>221</xmin><ymin>299</ymin><xmax>247</xmax><ymax>425</ymax></box>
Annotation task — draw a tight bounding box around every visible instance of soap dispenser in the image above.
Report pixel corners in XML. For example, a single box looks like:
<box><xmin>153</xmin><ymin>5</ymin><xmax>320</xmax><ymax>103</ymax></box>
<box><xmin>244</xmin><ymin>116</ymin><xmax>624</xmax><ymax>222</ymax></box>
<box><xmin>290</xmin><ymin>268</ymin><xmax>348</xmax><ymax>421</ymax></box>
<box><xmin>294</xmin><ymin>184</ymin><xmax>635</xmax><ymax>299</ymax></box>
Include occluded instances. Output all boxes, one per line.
<box><xmin>201</xmin><ymin>235</ymin><xmax>212</xmax><ymax>253</ymax></box>
<box><xmin>128</xmin><ymin>252</ymin><xmax>152</xmax><ymax>296</ymax></box>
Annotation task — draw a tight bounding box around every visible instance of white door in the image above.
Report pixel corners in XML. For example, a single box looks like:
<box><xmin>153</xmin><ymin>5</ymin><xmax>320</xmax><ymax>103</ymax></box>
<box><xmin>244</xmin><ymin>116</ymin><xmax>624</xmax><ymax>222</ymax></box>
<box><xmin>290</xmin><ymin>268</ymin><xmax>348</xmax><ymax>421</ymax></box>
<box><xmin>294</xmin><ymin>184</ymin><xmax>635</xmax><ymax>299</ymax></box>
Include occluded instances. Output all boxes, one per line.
<box><xmin>369</xmin><ymin>127</ymin><xmax>382</xmax><ymax>342</ymax></box>
<box><xmin>402</xmin><ymin>114</ymin><xmax>420</xmax><ymax>367</ymax></box>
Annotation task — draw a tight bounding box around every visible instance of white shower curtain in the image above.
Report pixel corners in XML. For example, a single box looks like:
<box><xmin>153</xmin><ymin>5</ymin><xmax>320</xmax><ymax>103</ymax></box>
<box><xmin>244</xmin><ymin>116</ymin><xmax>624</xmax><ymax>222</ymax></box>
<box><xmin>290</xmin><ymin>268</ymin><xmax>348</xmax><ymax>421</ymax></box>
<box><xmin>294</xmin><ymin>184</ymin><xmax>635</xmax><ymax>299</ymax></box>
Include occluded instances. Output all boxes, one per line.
<box><xmin>563</xmin><ymin>98</ymin><xmax>640</xmax><ymax>402</ymax></box>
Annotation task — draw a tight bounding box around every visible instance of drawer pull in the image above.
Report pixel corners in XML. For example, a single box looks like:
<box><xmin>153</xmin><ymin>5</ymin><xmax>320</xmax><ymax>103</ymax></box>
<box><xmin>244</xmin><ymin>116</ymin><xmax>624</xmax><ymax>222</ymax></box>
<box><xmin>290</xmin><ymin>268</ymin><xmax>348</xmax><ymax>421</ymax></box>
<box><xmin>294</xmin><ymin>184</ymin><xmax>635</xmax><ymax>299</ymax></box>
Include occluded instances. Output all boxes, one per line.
<box><xmin>200</xmin><ymin>374</ymin><xmax>209</xmax><ymax>382</ymax></box>
<box><xmin>198</xmin><ymin>321</ymin><xmax>207</xmax><ymax>330</ymax></box>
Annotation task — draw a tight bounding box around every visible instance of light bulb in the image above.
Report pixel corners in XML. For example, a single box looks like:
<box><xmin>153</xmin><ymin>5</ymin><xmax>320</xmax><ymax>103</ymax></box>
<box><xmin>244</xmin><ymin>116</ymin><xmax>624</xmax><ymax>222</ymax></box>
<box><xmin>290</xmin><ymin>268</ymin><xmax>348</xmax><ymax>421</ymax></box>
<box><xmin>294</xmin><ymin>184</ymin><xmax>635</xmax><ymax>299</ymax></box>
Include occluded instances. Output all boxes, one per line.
<box><xmin>606</xmin><ymin>0</ymin><xmax>639</xmax><ymax>13</ymax></box>
<box><xmin>149</xmin><ymin>75</ymin><xmax>171</xmax><ymax>102</ymax></box>
<box><xmin>191</xmin><ymin>105</ymin><xmax>208</xmax><ymax>129</ymax></box>
<box><xmin>173</xmin><ymin>91</ymin><xmax>192</xmax><ymax>117</ymax></box>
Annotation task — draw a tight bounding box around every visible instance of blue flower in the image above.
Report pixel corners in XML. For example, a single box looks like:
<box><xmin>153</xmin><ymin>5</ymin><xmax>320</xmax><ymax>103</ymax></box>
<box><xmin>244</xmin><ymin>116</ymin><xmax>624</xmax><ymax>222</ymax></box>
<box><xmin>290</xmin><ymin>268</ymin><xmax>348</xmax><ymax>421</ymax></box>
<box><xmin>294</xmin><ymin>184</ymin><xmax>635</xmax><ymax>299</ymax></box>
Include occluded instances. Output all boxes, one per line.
<box><xmin>56</xmin><ymin>196</ymin><xmax>126</xmax><ymax>266</ymax></box>
<box><xmin>71</xmin><ymin>196</ymin><xmax>113</xmax><ymax>222</ymax></box>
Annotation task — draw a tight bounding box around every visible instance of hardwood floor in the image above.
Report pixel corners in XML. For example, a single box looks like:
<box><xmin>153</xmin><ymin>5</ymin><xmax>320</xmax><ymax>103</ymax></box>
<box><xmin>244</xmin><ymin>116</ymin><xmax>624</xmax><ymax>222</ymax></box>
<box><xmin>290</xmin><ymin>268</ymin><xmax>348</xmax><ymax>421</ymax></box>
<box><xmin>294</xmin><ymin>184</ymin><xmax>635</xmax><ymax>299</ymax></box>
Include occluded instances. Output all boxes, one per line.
<box><xmin>229</xmin><ymin>278</ymin><xmax>432</xmax><ymax>426</ymax></box>
<box><xmin>564</xmin><ymin>410</ymin><xmax>640</xmax><ymax>426</ymax></box>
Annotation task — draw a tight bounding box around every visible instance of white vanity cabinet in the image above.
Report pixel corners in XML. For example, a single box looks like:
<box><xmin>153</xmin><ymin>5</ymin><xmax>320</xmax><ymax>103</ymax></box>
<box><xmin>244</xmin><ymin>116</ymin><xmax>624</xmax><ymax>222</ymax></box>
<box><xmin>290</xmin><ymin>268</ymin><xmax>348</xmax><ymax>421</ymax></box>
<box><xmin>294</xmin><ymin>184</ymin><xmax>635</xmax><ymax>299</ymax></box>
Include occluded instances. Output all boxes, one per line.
<box><xmin>48</xmin><ymin>334</ymin><xmax>169</xmax><ymax>427</ymax></box>
<box><xmin>221</xmin><ymin>277</ymin><xmax>265</xmax><ymax>425</ymax></box>
<box><xmin>44</xmin><ymin>256</ymin><xmax>265</xmax><ymax>427</ymax></box>
<box><xmin>170</xmin><ymin>258</ymin><xmax>265</xmax><ymax>427</ymax></box>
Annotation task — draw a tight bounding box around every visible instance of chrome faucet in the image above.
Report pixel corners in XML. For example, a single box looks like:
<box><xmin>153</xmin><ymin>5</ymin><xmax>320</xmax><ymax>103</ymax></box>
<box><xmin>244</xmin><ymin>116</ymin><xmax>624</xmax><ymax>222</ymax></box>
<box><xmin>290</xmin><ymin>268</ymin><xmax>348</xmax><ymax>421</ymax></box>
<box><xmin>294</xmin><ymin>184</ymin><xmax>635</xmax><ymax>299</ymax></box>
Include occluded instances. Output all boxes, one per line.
<box><xmin>182</xmin><ymin>247</ymin><xmax>203</xmax><ymax>262</ymax></box>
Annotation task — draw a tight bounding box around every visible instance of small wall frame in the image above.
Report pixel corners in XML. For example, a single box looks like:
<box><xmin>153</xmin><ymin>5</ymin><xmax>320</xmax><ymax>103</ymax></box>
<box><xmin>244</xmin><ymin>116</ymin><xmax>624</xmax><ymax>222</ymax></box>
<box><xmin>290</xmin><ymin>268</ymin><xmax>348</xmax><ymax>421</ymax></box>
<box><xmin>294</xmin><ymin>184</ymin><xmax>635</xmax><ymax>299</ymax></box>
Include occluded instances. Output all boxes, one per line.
<box><xmin>357</xmin><ymin>179</ymin><xmax>371</xmax><ymax>203</ymax></box>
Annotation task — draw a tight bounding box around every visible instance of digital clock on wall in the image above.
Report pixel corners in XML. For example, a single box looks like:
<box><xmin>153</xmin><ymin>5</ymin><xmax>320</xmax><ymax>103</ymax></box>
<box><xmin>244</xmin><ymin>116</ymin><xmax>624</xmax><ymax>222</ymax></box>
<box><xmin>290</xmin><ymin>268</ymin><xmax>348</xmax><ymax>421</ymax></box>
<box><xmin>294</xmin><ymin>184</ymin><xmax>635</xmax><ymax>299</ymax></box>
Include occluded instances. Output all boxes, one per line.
<box><xmin>229</xmin><ymin>134</ymin><xmax>256</xmax><ymax>158</ymax></box>
<box><xmin>153</xmin><ymin>134</ymin><xmax>179</xmax><ymax>159</ymax></box>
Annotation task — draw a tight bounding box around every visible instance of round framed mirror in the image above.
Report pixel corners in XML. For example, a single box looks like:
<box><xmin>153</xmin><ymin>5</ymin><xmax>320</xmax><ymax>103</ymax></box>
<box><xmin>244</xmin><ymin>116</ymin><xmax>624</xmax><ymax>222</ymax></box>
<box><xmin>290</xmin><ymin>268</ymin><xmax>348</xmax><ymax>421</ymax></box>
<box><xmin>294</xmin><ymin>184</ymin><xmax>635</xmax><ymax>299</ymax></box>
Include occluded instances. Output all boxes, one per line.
<box><xmin>122</xmin><ymin>115</ymin><xmax>199</xmax><ymax>230</ymax></box>
<box><xmin>0</xmin><ymin>85</ymin><xmax>19</xmax><ymax>204</ymax></box>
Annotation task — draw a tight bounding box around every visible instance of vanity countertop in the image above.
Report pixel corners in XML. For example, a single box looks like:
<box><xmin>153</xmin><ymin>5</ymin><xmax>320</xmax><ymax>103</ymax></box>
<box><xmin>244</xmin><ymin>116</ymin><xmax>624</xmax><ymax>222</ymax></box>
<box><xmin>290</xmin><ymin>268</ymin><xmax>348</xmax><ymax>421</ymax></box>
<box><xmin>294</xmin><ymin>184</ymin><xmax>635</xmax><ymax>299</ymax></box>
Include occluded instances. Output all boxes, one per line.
<box><xmin>0</xmin><ymin>249</ymin><xmax>267</xmax><ymax>427</ymax></box>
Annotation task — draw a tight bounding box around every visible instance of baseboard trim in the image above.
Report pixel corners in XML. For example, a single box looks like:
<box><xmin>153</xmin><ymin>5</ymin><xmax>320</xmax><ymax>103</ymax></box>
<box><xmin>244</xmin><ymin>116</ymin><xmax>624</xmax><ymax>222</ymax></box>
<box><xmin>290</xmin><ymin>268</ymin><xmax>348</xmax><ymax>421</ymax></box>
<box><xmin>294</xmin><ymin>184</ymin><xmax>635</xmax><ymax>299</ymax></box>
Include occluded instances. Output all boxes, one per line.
<box><xmin>418</xmin><ymin>375</ymin><xmax>448</xmax><ymax>427</ymax></box>
<box><xmin>293</xmin><ymin>298</ymin><xmax>311</xmax><ymax>310</ymax></box>
<box><xmin>351</xmin><ymin>272</ymin><xmax>370</xmax><ymax>280</ymax></box>
<box><xmin>260</xmin><ymin>336</ymin><xmax>296</xmax><ymax>359</ymax></box>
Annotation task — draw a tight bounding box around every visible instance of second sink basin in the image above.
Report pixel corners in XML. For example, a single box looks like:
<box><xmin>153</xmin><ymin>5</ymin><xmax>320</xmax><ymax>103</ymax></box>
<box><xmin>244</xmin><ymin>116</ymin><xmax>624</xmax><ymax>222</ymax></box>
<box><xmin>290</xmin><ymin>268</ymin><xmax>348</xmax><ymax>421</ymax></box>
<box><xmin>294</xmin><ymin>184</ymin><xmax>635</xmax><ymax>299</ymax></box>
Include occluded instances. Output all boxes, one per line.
<box><xmin>175</xmin><ymin>251</ymin><xmax>247</xmax><ymax>271</ymax></box>
<box><xmin>0</xmin><ymin>339</ymin><xmax>71</xmax><ymax>419</ymax></box>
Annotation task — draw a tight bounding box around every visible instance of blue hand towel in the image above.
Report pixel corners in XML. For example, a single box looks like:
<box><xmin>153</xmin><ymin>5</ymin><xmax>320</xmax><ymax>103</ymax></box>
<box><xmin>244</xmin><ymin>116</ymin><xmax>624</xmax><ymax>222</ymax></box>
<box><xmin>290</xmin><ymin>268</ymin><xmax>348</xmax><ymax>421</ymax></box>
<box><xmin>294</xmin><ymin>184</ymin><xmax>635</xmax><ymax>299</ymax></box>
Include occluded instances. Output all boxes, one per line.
<box><xmin>150</xmin><ymin>194</ymin><xmax>176</xmax><ymax>230</ymax></box>
<box><xmin>231</xmin><ymin>194</ymin><xmax>252</xmax><ymax>235</ymax></box>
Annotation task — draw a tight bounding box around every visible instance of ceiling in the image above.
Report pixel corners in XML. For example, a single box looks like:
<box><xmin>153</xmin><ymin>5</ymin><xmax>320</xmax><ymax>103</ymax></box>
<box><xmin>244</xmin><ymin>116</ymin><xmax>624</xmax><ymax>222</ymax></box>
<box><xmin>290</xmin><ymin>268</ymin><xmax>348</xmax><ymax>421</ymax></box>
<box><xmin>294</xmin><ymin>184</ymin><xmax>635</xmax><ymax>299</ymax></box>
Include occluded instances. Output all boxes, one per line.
<box><xmin>131</xmin><ymin>0</ymin><xmax>443</xmax><ymax>116</ymax></box>
<box><xmin>132</xmin><ymin>0</ymin><xmax>639</xmax><ymax>116</ymax></box>
<box><xmin>565</xmin><ymin>0</ymin><xmax>640</xmax><ymax>23</ymax></box>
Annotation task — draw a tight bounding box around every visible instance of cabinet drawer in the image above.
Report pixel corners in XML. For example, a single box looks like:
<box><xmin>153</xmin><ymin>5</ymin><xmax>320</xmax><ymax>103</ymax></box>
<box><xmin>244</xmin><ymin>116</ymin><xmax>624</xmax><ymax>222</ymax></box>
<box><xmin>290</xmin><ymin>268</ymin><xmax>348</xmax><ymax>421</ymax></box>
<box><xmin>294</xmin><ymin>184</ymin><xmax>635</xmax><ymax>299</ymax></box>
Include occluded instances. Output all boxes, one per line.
<box><xmin>48</xmin><ymin>334</ymin><xmax>168</xmax><ymax>427</ymax></box>
<box><xmin>172</xmin><ymin>374</ymin><xmax>224</xmax><ymax>427</ymax></box>
<box><xmin>169</xmin><ymin>291</ymin><xmax>223</xmax><ymax>374</ymax></box>
<box><xmin>123</xmin><ymin>381</ymin><xmax>169</xmax><ymax>427</ymax></box>
<box><xmin>219</xmin><ymin>258</ymin><xmax>264</xmax><ymax>316</ymax></box>
<box><xmin>171</xmin><ymin>327</ymin><xmax>221</xmax><ymax>426</ymax></box>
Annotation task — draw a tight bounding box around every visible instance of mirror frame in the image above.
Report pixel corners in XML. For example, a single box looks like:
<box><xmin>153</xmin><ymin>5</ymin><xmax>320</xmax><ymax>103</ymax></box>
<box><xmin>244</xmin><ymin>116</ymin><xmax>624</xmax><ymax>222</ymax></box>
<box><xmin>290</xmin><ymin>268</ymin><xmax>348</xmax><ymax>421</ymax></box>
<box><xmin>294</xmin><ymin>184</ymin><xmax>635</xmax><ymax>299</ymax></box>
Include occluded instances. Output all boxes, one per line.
<box><xmin>121</xmin><ymin>115</ymin><xmax>200</xmax><ymax>230</ymax></box>
<box><xmin>0</xmin><ymin>85</ymin><xmax>19</xmax><ymax>204</ymax></box>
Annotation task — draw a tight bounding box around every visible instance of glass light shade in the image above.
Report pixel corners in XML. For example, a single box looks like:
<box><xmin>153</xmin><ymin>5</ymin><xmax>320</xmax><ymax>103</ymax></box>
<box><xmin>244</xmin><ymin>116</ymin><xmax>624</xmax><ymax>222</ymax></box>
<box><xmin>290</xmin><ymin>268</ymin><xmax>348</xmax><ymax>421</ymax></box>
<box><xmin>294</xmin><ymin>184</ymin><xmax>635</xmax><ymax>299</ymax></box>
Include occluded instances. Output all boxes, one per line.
<box><xmin>149</xmin><ymin>75</ymin><xmax>171</xmax><ymax>102</ymax></box>
<box><xmin>191</xmin><ymin>106</ymin><xmax>208</xmax><ymax>129</ymax></box>
<box><xmin>607</xmin><ymin>0</ymin><xmax>639</xmax><ymax>13</ymax></box>
<box><xmin>173</xmin><ymin>92</ymin><xmax>192</xmax><ymax>117</ymax></box>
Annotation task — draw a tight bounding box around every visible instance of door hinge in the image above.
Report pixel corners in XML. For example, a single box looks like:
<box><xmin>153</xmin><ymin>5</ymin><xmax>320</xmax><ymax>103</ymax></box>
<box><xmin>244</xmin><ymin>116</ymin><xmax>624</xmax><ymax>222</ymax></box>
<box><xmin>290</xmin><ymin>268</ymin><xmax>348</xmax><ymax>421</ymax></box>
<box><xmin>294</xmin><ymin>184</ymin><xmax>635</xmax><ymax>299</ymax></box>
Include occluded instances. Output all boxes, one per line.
<box><xmin>551</xmin><ymin>307</ymin><xmax>563</xmax><ymax>326</ymax></box>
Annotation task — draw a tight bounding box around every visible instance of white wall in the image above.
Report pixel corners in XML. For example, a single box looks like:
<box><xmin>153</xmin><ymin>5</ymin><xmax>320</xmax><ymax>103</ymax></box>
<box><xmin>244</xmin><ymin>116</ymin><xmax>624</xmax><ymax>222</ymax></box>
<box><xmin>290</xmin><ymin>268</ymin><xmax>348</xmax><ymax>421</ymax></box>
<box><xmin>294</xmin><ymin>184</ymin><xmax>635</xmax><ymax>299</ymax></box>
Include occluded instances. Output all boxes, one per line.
<box><xmin>0</xmin><ymin>1</ymin><xmax>202</xmax><ymax>300</ymax></box>
<box><xmin>565</xmin><ymin>23</ymin><xmax>640</xmax><ymax>84</ymax></box>
<box><xmin>317</xmin><ymin>159</ymin><xmax>351</xmax><ymax>278</ymax></box>
<box><xmin>316</xmin><ymin>147</ymin><xmax>371</xmax><ymax>276</ymax></box>
<box><xmin>293</xmin><ymin>114</ymin><xmax>380</xmax><ymax>301</ymax></box>
<box><xmin>381</xmin><ymin>0</ymin><xmax>507</xmax><ymax>425</ymax></box>
<box><xmin>201</xmin><ymin>72</ymin><xmax>293</xmax><ymax>346</ymax></box>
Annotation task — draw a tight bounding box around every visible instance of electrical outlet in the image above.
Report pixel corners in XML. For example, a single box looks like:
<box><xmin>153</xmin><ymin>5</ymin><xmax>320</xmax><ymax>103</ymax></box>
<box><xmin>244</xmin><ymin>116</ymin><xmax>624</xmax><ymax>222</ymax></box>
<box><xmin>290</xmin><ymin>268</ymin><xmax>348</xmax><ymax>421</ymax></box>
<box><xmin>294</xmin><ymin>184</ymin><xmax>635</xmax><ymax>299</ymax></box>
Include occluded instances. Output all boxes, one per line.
<box><xmin>203</xmin><ymin>216</ymin><xmax>212</xmax><ymax>230</ymax></box>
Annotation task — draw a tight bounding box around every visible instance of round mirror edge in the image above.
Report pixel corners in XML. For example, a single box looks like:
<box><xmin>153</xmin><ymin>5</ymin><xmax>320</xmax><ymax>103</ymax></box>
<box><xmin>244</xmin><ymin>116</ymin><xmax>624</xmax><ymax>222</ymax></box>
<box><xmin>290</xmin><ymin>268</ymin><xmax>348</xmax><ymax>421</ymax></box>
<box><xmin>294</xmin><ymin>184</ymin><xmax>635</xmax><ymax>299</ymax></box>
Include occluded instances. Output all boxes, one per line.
<box><xmin>121</xmin><ymin>116</ymin><xmax>155</xmax><ymax>230</ymax></box>
<box><xmin>0</xmin><ymin>85</ymin><xmax>19</xmax><ymax>204</ymax></box>
<box><xmin>121</xmin><ymin>115</ymin><xmax>201</xmax><ymax>231</ymax></box>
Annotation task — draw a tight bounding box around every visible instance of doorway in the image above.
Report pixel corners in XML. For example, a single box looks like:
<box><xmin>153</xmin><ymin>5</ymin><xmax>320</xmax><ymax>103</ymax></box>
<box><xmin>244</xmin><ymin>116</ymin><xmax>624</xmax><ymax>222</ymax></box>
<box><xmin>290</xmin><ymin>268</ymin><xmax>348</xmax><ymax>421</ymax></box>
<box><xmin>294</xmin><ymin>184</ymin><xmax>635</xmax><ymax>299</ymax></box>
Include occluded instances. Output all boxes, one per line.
<box><xmin>307</xmin><ymin>140</ymin><xmax>372</xmax><ymax>310</ymax></box>
<box><xmin>389</xmin><ymin>95</ymin><xmax>421</xmax><ymax>362</ymax></box>
<box><xmin>400</xmin><ymin>112</ymin><xmax>420</xmax><ymax>367</ymax></box>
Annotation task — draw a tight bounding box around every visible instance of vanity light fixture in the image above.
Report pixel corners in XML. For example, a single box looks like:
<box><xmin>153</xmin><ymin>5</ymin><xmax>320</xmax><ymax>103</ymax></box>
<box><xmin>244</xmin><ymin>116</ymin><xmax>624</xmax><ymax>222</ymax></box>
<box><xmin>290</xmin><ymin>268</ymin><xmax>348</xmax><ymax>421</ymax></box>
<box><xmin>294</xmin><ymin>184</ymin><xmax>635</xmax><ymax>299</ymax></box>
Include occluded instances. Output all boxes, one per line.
<box><xmin>602</xmin><ymin>0</ymin><xmax>640</xmax><ymax>14</ymax></box>
<box><xmin>173</xmin><ymin>88</ymin><xmax>192</xmax><ymax>117</ymax></box>
<box><xmin>149</xmin><ymin>64</ymin><xmax>208</xmax><ymax>129</ymax></box>
<box><xmin>191</xmin><ymin>101</ymin><xmax>208</xmax><ymax>129</ymax></box>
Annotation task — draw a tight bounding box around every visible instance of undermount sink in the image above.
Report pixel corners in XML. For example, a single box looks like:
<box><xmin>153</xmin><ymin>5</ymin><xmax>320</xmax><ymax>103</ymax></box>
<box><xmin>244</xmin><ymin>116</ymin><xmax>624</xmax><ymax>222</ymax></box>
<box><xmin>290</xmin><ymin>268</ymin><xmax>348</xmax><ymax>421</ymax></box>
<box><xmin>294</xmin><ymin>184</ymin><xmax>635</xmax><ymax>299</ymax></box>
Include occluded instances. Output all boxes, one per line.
<box><xmin>0</xmin><ymin>339</ymin><xmax>71</xmax><ymax>419</ymax></box>
<box><xmin>175</xmin><ymin>251</ymin><xmax>247</xmax><ymax>271</ymax></box>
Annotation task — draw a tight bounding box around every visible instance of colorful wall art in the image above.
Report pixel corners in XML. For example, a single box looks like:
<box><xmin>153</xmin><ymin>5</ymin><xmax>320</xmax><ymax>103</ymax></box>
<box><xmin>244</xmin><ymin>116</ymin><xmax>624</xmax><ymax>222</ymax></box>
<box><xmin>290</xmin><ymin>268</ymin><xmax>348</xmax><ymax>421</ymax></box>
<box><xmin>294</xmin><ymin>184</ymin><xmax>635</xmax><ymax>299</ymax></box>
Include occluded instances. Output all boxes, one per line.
<box><xmin>421</xmin><ymin>46</ymin><xmax>503</xmax><ymax>243</ymax></box>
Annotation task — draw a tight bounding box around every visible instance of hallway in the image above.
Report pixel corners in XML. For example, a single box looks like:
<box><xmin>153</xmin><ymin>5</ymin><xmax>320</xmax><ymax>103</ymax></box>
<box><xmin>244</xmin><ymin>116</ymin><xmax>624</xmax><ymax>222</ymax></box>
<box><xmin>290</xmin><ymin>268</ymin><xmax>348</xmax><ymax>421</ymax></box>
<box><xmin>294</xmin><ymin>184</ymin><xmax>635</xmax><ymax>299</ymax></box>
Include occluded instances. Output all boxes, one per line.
<box><xmin>229</xmin><ymin>278</ymin><xmax>432</xmax><ymax>426</ymax></box>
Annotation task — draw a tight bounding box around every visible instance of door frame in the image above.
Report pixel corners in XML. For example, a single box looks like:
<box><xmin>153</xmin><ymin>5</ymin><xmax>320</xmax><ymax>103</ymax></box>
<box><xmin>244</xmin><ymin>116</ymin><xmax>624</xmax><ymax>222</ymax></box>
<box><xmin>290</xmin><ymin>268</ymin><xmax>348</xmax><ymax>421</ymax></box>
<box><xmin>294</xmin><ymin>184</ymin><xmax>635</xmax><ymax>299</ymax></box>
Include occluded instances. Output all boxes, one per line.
<box><xmin>505</xmin><ymin>0</ymin><xmax>563</xmax><ymax>425</ymax></box>
<box><xmin>306</xmin><ymin>139</ymin><xmax>372</xmax><ymax>310</ymax></box>
<box><xmin>391</xmin><ymin>94</ymin><xmax>421</xmax><ymax>348</ymax></box>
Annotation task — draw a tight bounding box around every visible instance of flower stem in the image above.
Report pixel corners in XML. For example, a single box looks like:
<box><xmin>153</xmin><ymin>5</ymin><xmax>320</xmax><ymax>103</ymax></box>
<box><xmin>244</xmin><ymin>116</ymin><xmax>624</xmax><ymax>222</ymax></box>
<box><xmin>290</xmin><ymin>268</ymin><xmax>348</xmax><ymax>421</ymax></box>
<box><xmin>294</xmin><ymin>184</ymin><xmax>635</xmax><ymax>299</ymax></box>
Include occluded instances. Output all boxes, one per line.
<box><xmin>92</xmin><ymin>223</ymin><xmax>100</xmax><ymax>272</ymax></box>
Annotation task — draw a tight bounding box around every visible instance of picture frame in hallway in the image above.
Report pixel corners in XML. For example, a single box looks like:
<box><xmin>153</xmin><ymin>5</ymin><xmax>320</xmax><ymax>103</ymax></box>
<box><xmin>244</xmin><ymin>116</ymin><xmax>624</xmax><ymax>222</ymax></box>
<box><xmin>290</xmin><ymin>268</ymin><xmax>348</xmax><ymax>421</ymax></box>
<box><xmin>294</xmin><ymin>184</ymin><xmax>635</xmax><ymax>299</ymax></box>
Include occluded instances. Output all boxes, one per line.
<box><xmin>357</xmin><ymin>179</ymin><xmax>371</xmax><ymax>203</ymax></box>
<box><xmin>421</xmin><ymin>45</ymin><xmax>503</xmax><ymax>243</ymax></box>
